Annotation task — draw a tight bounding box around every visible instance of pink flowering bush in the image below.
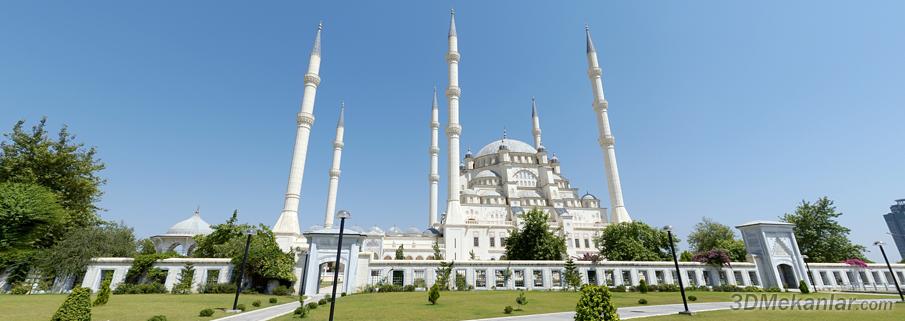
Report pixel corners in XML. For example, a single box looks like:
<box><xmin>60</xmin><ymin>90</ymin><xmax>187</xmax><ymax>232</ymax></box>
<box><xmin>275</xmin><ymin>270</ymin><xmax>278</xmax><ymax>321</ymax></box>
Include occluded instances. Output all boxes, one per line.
<box><xmin>841</xmin><ymin>258</ymin><xmax>868</xmax><ymax>268</ymax></box>
<box><xmin>693</xmin><ymin>249</ymin><xmax>732</xmax><ymax>268</ymax></box>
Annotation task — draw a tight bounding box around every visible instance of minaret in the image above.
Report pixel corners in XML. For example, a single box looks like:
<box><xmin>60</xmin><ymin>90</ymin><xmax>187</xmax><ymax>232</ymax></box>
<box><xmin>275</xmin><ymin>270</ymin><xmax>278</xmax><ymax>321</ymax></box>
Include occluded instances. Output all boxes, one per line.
<box><xmin>323</xmin><ymin>102</ymin><xmax>345</xmax><ymax>228</ymax></box>
<box><xmin>428</xmin><ymin>88</ymin><xmax>440</xmax><ymax>227</ymax></box>
<box><xmin>531</xmin><ymin>97</ymin><xmax>542</xmax><ymax>149</ymax></box>
<box><xmin>273</xmin><ymin>22</ymin><xmax>324</xmax><ymax>250</ymax></box>
<box><xmin>585</xmin><ymin>25</ymin><xmax>632</xmax><ymax>223</ymax></box>
<box><xmin>444</xmin><ymin>10</ymin><xmax>467</xmax><ymax>261</ymax></box>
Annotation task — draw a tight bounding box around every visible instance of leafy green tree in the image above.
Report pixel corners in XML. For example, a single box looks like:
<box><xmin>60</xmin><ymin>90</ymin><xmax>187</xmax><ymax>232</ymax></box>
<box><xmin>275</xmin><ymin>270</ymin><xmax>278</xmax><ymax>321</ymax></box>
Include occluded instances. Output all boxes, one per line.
<box><xmin>435</xmin><ymin>261</ymin><xmax>454</xmax><ymax>291</ymax></box>
<box><xmin>515</xmin><ymin>290</ymin><xmax>528</xmax><ymax>310</ymax></box>
<box><xmin>35</xmin><ymin>221</ymin><xmax>137</xmax><ymax>280</ymax></box>
<box><xmin>596</xmin><ymin>221</ymin><xmax>674</xmax><ymax>261</ymax></box>
<box><xmin>563</xmin><ymin>257</ymin><xmax>581</xmax><ymax>290</ymax></box>
<box><xmin>51</xmin><ymin>287</ymin><xmax>91</xmax><ymax>321</ymax></box>
<box><xmin>798</xmin><ymin>280</ymin><xmax>810</xmax><ymax>294</ymax></box>
<box><xmin>0</xmin><ymin>182</ymin><xmax>67</xmax><ymax>283</ymax></box>
<box><xmin>93</xmin><ymin>279</ymin><xmax>111</xmax><ymax>306</ymax></box>
<box><xmin>504</xmin><ymin>208</ymin><xmax>567</xmax><ymax>260</ymax></box>
<box><xmin>780</xmin><ymin>197</ymin><xmax>865</xmax><ymax>262</ymax></box>
<box><xmin>679</xmin><ymin>250</ymin><xmax>694</xmax><ymax>262</ymax></box>
<box><xmin>171</xmin><ymin>263</ymin><xmax>195</xmax><ymax>294</ymax></box>
<box><xmin>0</xmin><ymin>118</ymin><xmax>106</xmax><ymax>228</ymax></box>
<box><xmin>395</xmin><ymin>245</ymin><xmax>405</xmax><ymax>260</ymax></box>
<box><xmin>427</xmin><ymin>284</ymin><xmax>440</xmax><ymax>305</ymax></box>
<box><xmin>574</xmin><ymin>285</ymin><xmax>619</xmax><ymax>321</ymax></box>
<box><xmin>688</xmin><ymin>217</ymin><xmax>747</xmax><ymax>261</ymax></box>
<box><xmin>432</xmin><ymin>239</ymin><xmax>443</xmax><ymax>260</ymax></box>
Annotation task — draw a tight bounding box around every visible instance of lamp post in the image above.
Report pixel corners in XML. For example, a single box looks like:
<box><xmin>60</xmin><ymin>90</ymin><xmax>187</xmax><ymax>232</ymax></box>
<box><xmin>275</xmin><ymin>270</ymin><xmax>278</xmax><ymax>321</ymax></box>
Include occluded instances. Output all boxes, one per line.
<box><xmin>232</xmin><ymin>228</ymin><xmax>255</xmax><ymax>311</ymax></box>
<box><xmin>664</xmin><ymin>226</ymin><xmax>691</xmax><ymax>315</ymax></box>
<box><xmin>802</xmin><ymin>255</ymin><xmax>816</xmax><ymax>292</ymax></box>
<box><xmin>875</xmin><ymin>241</ymin><xmax>904</xmax><ymax>302</ymax></box>
<box><xmin>329</xmin><ymin>210</ymin><xmax>351</xmax><ymax>321</ymax></box>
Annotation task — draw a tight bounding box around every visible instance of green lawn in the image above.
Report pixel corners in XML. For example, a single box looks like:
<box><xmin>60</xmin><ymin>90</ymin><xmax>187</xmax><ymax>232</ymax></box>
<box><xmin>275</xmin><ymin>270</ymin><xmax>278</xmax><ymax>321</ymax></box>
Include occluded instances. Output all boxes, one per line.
<box><xmin>0</xmin><ymin>293</ymin><xmax>295</xmax><ymax>321</ymax></box>
<box><xmin>647</xmin><ymin>305</ymin><xmax>904</xmax><ymax>321</ymax></box>
<box><xmin>273</xmin><ymin>291</ymin><xmax>894</xmax><ymax>321</ymax></box>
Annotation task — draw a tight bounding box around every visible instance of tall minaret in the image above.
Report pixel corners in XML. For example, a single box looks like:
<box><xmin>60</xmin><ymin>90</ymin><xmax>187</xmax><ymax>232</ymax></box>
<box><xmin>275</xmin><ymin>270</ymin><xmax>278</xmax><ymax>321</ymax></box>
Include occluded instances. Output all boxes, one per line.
<box><xmin>444</xmin><ymin>10</ymin><xmax>467</xmax><ymax>261</ymax></box>
<box><xmin>273</xmin><ymin>22</ymin><xmax>324</xmax><ymax>250</ymax></box>
<box><xmin>323</xmin><ymin>102</ymin><xmax>345</xmax><ymax>228</ymax></box>
<box><xmin>428</xmin><ymin>88</ymin><xmax>440</xmax><ymax>227</ymax></box>
<box><xmin>585</xmin><ymin>25</ymin><xmax>631</xmax><ymax>223</ymax></box>
<box><xmin>531</xmin><ymin>97</ymin><xmax>542</xmax><ymax>149</ymax></box>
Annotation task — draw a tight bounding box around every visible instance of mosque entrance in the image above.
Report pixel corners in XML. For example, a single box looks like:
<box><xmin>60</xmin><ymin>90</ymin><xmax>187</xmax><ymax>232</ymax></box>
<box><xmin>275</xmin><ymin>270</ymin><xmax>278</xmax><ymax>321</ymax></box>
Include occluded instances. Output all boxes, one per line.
<box><xmin>777</xmin><ymin>264</ymin><xmax>797</xmax><ymax>289</ymax></box>
<box><xmin>317</xmin><ymin>261</ymin><xmax>345</xmax><ymax>294</ymax></box>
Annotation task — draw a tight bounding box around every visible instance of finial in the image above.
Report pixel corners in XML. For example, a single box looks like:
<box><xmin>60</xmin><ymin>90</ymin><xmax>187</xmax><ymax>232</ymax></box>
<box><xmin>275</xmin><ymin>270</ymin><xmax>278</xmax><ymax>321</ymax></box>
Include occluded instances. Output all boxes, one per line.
<box><xmin>449</xmin><ymin>9</ymin><xmax>458</xmax><ymax>37</ymax></box>
<box><xmin>194</xmin><ymin>206</ymin><xmax>200</xmax><ymax>216</ymax></box>
<box><xmin>432</xmin><ymin>86</ymin><xmax>439</xmax><ymax>109</ymax></box>
<box><xmin>585</xmin><ymin>24</ymin><xmax>596</xmax><ymax>53</ymax></box>
<box><xmin>451</xmin><ymin>8</ymin><xmax>455</xmax><ymax>15</ymax></box>
<box><xmin>502</xmin><ymin>127</ymin><xmax>508</xmax><ymax>141</ymax></box>
<box><xmin>312</xmin><ymin>21</ymin><xmax>323</xmax><ymax>56</ymax></box>
<box><xmin>531</xmin><ymin>97</ymin><xmax>537</xmax><ymax>117</ymax></box>
<box><xmin>337</xmin><ymin>100</ymin><xmax>345</xmax><ymax>127</ymax></box>
<box><xmin>318</xmin><ymin>21</ymin><xmax>323</xmax><ymax>30</ymax></box>
<box><xmin>585</xmin><ymin>24</ymin><xmax>589</xmax><ymax>31</ymax></box>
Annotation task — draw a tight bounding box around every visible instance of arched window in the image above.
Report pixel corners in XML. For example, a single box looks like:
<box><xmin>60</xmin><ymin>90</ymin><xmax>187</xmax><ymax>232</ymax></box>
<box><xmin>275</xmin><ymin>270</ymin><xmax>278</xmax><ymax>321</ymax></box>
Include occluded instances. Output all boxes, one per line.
<box><xmin>514</xmin><ymin>170</ymin><xmax>538</xmax><ymax>187</ymax></box>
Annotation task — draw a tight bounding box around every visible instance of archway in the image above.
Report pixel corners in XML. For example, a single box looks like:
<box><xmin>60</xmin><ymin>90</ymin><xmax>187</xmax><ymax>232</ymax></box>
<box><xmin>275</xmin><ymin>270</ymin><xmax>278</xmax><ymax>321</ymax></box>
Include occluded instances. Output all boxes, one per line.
<box><xmin>317</xmin><ymin>261</ymin><xmax>345</xmax><ymax>294</ymax></box>
<box><xmin>777</xmin><ymin>264</ymin><xmax>797</xmax><ymax>289</ymax></box>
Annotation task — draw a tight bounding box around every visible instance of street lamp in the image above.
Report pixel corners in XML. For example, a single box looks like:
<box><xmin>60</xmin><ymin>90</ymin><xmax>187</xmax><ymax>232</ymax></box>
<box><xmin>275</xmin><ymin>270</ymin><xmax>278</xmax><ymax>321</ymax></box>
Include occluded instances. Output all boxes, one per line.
<box><xmin>232</xmin><ymin>228</ymin><xmax>255</xmax><ymax>312</ymax></box>
<box><xmin>874</xmin><ymin>241</ymin><xmax>904</xmax><ymax>302</ymax></box>
<box><xmin>329</xmin><ymin>210</ymin><xmax>351</xmax><ymax>321</ymax></box>
<box><xmin>663</xmin><ymin>225</ymin><xmax>692</xmax><ymax>315</ymax></box>
<box><xmin>802</xmin><ymin>255</ymin><xmax>816</xmax><ymax>292</ymax></box>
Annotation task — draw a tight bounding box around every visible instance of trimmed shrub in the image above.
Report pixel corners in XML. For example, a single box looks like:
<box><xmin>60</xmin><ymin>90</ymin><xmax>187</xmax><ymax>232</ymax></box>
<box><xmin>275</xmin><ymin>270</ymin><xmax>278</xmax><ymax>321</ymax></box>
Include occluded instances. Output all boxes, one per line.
<box><xmin>765</xmin><ymin>287</ymin><xmax>782</xmax><ymax>292</ymax></box>
<box><xmin>325</xmin><ymin>294</ymin><xmax>332</xmax><ymax>302</ymax></box>
<box><xmin>515</xmin><ymin>291</ymin><xmax>528</xmax><ymax>310</ymax></box>
<box><xmin>688</xmin><ymin>295</ymin><xmax>698</xmax><ymax>301</ymax></box>
<box><xmin>574</xmin><ymin>285</ymin><xmax>618</xmax><ymax>321</ymax></box>
<box><xmin>638</xmin><ymin>279</ymin><xmax>649</xmax><ymax>294</ymax></box>
<box><xmin>293</xmin><ymin>306</ymin><xmax>308</xmax><ymax>317</ymax></box>
<box><xmin>112</xmin><ymin>282</ymin><xmax>166</xmax><ymax>294</ymax></box>
<box><xmin>798</xmin><ymin>280</ymin><xmax>810</xmax><ymax>294</ymax></box>
<box><xmin>271</xmin><ymin>285</ymin><xmax>291</xmax><ymax>296</ymax></box>
<box><xmin>11</xmin><ymin>283</ymin><xmax>30</xmax><ymax>295</ymax></box>
<box><xmin>147</xmin><ymin>316</ymin><xmax>167</xmax><ymax>321</ymax></box>
<box><xmin>269</xmin><ymin>297</ymin><xmax>278</xmax><ymax>304</ymax></box>
<box><xmin>428</xmin><ymin>284</ymin><xmax>440</xmax><ymax>305</ymax></box>
<box><xmin>341</xmin><ymin>292</ymin><xmax>347</xmax><ymax>297</ymax></box>
<box><xmin>657</xmin><ymin>283</ymin><xmax>679</xmax><ymax>292</ymax></box>
<box><xmin>51</xmin><ymin>287</ymin><xmax>92</xmax><ymax>321</ymax></box>
<box><xmin>199</xmin><ymin>283</ymin><xmax>237</xmax><ymax>294</ymax></box>
<box><xmin>306</xmin><ymin>302</ymin><xmax>319</xmax><ymax>310</ymax></box>
<box><xmin>638</xmin><ymin>298</ymin><xmax>648</xmax><ymax>305</ymax></box>
<box><xmin>236</xmin><ymin>304</ymin><xmax>246</xmax><ymax>311</ymax></box>
<box><xmin>93</xmin><ymin>279</ymin><xmax>111</xmax><ymax>306</ymax></box>
<box><xmin>252</xmin><ymin>300</ymin><xmax>261</xmax><ymax>307</ymax></box>
<box><xmin>199</xmin><ymin>308</ymin><xmax>214</xmax><ymax>317</ymax></box>
<box><xmin>403</xmin><ymin>284</ymin><xmax>416</xmax><ymax>292</ymax></box>
<box><xmin>504</xmin><ymin>305</ymin><xmax>514</xmax><ymax>314</ymax></box>
<box><xmin>318</xmin><ymin>298</ymin><xmax>327</xmax><ymax>305</ymax></box>
<box><xmin>611</xmin><ymin>285</ymin><xmax>627</xmax><ymax>293</ymax></box>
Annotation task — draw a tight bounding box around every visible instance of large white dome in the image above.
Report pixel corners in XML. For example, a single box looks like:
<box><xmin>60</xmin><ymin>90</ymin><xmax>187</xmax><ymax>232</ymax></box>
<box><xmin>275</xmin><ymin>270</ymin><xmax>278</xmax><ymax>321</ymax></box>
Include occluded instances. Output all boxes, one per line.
<box><xmin>476</xmin><ymin>139</ymin><xmax>537</xmax><ymax>157</ymax></box>
<box><xmin>166</xmin><ymin>211</ymin><xmax>213</xmax><ymax>235</ymax></box>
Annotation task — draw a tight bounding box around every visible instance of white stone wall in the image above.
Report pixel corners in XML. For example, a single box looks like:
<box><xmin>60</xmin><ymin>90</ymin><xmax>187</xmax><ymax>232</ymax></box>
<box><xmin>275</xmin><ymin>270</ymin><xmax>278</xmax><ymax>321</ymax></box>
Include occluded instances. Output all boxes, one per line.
<box><xmin>80</xmin><ymin>257</ymin><xmax>233</xmax><ymax>293</ymax></box>
<box><xmin>806</xmin><ymin>263</ymin><xmax>905</xmax><ymax>293</ymax></box>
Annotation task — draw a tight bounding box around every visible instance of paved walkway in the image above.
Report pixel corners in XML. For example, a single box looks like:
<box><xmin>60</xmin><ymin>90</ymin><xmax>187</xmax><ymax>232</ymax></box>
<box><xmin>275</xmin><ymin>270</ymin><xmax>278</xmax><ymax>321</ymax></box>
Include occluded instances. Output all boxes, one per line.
<box><xmin>211</xmin><ymin>294</ymin><xmax>323</xmax><ymax>321</ymax></box>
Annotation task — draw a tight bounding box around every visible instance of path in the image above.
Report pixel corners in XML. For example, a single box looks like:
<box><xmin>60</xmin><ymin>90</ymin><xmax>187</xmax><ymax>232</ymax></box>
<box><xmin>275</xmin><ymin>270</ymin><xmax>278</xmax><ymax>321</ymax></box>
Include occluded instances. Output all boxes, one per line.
<box><xmin>211</xmin><ymin>294</ymin><xmax>324</xmax><ymax>321</ymax></box>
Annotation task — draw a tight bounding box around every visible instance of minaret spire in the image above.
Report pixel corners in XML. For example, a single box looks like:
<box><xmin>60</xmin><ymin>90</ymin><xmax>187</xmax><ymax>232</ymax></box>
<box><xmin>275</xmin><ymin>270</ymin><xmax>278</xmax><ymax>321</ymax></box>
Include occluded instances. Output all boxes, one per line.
<box><xmin>323</xmin><ymin>102</ymin><xmax>345</xmax><ymax>228</ymax></box>
<box><xmin>531</xmin><ymin>97</ymin><xmax>542</xmax><ymax>149</ymax></box>
<box><xmin>273</xmin><ymin>22</ymin><xmax>326</xmax><ymax>250</ymax></box>
<box><xmin>584</xmin><ymin>25</ymin><xmax>631</xmax><ymax>223</ymax></box>
<box><xmin>428</xmin><ymin>88</ymin><xmax>440</xmax><ymax>227</ymax></box>
<box><xmin>444</xmin><ymin>9</ymin><xmax>467</xmax><ymax>260</ymax></box>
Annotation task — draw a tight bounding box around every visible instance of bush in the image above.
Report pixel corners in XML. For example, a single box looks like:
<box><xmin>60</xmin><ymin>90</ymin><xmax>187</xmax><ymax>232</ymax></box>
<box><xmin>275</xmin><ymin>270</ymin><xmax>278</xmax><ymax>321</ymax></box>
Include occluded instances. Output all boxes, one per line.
<box><xmin>112</xmin><ymin>282</ymin><xmax>166</xmax><ymax>294</ymax></box>
<box><xmin>318</xmin><ymin>298</ymin><xmax>327</xmax><ymax>305</ymax></box>
<box><xmin>515</xmin><ymin>291</ymin><xmax>528</xmax><ymax>310</ymax></box>
<box><xmin>798</xmin><ymin>280</ymin><xmax>810</xmax><ymax>294</ymax></box>
<box><xmin>638</xmin><ymin>298</ymin><xmax>648</xmax><ymax>304</ymax></box>
<box><xmin>341</xmin><ymin>292</ymin><xmax>347</xmax><ymax>297</ymax></box>
<box><xmin>504</xmin><ymin>305</ymin><xmax>514</xmax><ymax>314</ymax></box>
<box><xmin>574</xmin><ymin>285</ymin><xmax>618</xmax><ymax>321</ymax></box>
<box><xmin>638</xmin><ymin>279</ymin><xmax>649</xmax><ymax>294</ymax></box>
<box><xmin>269</xmin><ymin>297</ymin><xmax>278</xmax><ymax>304</ymax></box>
<box><xmin>199</xmin><ymin>283</ymin><xmax>237</xmax><ymax>294</ymax></box>
<box><xmin>93</xmin><ymin>279</ymin><xmax>111</xmax><ymax>306</ymax></box>
<box><xmin>325</xmin><ymin>294</ymin><xmax>332</xmax><ymax>302</ymax></box>
<box><xmin>742</xmin><ymin>286</ymin><xmax>762</xmax><ymax>292</ymax></box>
<box><xmin>298</xmin><ymin>295</ymin><xmax>307</xmax><ymax>304</ymax></box>
<box><xmin>51</xmin><ymin>287</ymin><xmax>92</xmax><ymax>321</ymax></box>
<box><xmin>428</xmin><ymin>284</ymin><xmax>440</xmax><ymax>305</ymax></box>
<box><xmin>272</xmin><ymin>285</ymin><xmax>291</xmax><ymax>296</ymax></box>
<box><xmin>764</xmin><ymin>287</ymin><xmax>782</xmax><ymax>292</ymax></box>
<box><xmin>199</xmin><ymin>308</ymin><xmax>214</xmax><ymax>317</ymax></box>
<box><xmin>11</xmin><ymin>283</ymin><xmax>30</xmax><ymax>295</ymax></box>
<box><xmin>236</xmin><ymin>304</ymin><xmax>246</xmax><ymax>312</ymax></box>
<box><xmin>306</xmin><ymin>302</ymin><xmax>318</xmax><ymax>310</ymax></box>
<box><xmin>658</xmin><ymin>283</ymin><xmax>679</xmax><ymax>292</ymax></box>
<box><xmin>252</xmin><ymin>300</ymin><xmax>261</xmax><ymax>307</ymax></box>
<box><xmin>611</xmin><ymin>285</ymin><xmax>627</xmax><ymax>292</ymax></box>
<box><xmin>293</xmin><ymin>306</ymin><xmax>308</xmax><ymax>317</ymax></box>
<box><xmin>403</xmin><ymin>284</ymin><xmax>416</xmax><ymax>292</ymax></box>
<box><xmin>147</xmin><ymin>316</ymin><xmax>167</xmax><ymax>321</ymax></box>
<box><xmin>688</xmin><ymin>295</ymin><xmax>698</xmax><ymax>301</ymax></box>
<box><xmin>377</xmin><ymin>283</ymin><xmax>403</xmax><ymax>292</ymax></box>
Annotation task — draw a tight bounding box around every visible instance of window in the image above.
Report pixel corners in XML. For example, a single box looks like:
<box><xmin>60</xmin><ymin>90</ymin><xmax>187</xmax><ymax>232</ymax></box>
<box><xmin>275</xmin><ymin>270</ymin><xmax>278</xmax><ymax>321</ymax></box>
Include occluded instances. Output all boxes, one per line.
<box><xmin>474</xmin><ymin>237</ymin><xmax>480</xmax><ymax>247</ymax></box>
<box><xmin>734</xmin><ymin>271</ymin><xmax>744</xmax><ymax>286</ymax></box>
<box><xmin>206</xmin><ymin>270</ymin><xmax>220</xmax><ymax>286</ymax></box>
<box><xmin>574</xmin><ymin>239</ymin><xmax>581</xmax><ymax>248</ymax></box>
<box><xmin>584</xmin><ymin>239</ymin><xmax>590</xmax><ymax>248</ymax></box>
<box><xmin>587</xmin><ymin>270</ymin><xmax>598</xmax><ymax>285</ymax></box>
<box><xmin>834</xmin><ymin>272</ymin><xmax>844</xmax><ymax>285</ymax></box>
<box><xmin>496</xmin><ymin>270</ymin><xmax>506</xmax><ymax>287</ymax></box>
<box><xmin>414</xmin><ymin>270</ymin><xmax>425</xmax><ymax>287</ymax></box>
<box><xmin>552</xmin><ymin>270</ymin><xmax>563</xmax><ymax>287</ymax></box>
<box><xmin>501</xmin><ymin>237</ymin><xmax>507</xmax><ymax>247</ymax></box>
<box><xmin>392</xmin><ymin>270</ymin><xmax>404</xmax><ymax>286</ymax></box>
<box><xmin>533</xmin><ymin>270</ymin><xmax>544</xmax><ymax>287</ymax></box>
<box><xmin>100</xmin><ymin>270</ymin><xmax>115</xmax><ymax>283</ymax></box>
<box><xmin>490</xmin><ymin>237</ymin><xmax>496</xmax><ymax>247</ymax></box>
<box><xmin>622</xmin><ymin>270</ymin><xmax>633</xmax><ymax>286</ymax></box>
<box><xmin>655</xmin><ymin>271</ymin><xmax>665</xmax><ymax>284</ymax></box>
<box><xmin>475</xmin><ymin>270</ymin><xmax>487</xmax><ymax>288</ymax></box>
<box><xmin>514</xmin><ymin>170</ymin><xmax>538</xmax><ymax>187</ymax></box>
<box><xmin>703</xmin><ymin>271</ymin><xmax>713</xmax><ymax>286</ymax></box>
<box><xmin>370</xmin><ymin>270</ymin><xmax>380</xmax><ymax>284</ymax></box>
<box><xmin>872</xmin><ymin>271</ymin><xmax>883</xmax><ymax>284</ymax></box>
<box><xmin>514</xmin><ymin>270</ymin><xmax>525</xmax><ymax>287</ymax></box>
<box><xmin>719</xmin><ymin>271</ymin><xmax>728</xmax><ymax>285</ymax></box>
<box><xmin>820</xmin><ymin>272</ymin><xmax>830</xmax><ymax>286</ymax></box>
<box><xmin>605</xmin><ymin>270</ymin><xmax>615</xmax><ymax>286</ymax></box>
<box><xmin>687</xmin><ymin>271</ymin><xmax>698</xmax><ymax>286</ymax></box>
<box><xmin>749</xmin><ymin>271</ymin><xmax>760</xmax><ymax>286</ymax></box>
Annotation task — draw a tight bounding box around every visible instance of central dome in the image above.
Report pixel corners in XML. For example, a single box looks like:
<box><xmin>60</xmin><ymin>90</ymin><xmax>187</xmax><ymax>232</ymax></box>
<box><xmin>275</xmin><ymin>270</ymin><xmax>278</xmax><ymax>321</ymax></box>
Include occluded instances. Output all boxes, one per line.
<box><xmin>476</xmin><ymin>139</ymin><xmax>536</xmax><ymax>157</ymax></box>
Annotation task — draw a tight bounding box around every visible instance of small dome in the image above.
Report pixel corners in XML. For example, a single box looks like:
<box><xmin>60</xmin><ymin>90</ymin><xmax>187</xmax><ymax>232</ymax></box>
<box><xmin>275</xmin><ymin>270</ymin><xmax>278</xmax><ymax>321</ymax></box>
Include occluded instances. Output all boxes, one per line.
<box><xmin>465</xmin><ymin>148</ymin><xmax>473</xmax><ymax>158</ymax></box>
<box><xmin>166</xmin><ymin>210</ymin><xmax>213</xmax><ymax>235</ymax></box>
<box><xmin>474</xmin><ymin>170</ymin><xmax>499</xmax><ymax>179</ymax></box>
<box><xmin>581</xmin><ymin>193</ymin><xmax>598</xmax><ymax>200</ymax></box>
<box><xmin>387</xmin><ymin>226</ymin><xmax>403</xmax><ymax>236</ymax></box>
<box><xmin>368</xmin><ymin>226</ymin><xmax>385</xmax><ymax>235</ymax></box>
<box><xmin>477</xmin><ymin>139</ymin><xmax>537</xmax><ymax>157</ymax></box>
<box><xmin>405</xmin><ymin>227</ymin><xmax>422</xmax><ymax>235</ymax></box>
<box><xmin>550</xmin><ymin>153</ymin><xmax>559</xmax><ymax>163</ymax></box>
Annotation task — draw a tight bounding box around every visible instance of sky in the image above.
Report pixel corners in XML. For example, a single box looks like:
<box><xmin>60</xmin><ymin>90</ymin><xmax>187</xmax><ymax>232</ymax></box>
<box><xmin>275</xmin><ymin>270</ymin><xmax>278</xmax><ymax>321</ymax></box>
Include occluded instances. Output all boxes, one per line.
<box><xmin>1</xmin><ymin>1</ymin><xmax>903</xmax><ymax>262</ymax></box>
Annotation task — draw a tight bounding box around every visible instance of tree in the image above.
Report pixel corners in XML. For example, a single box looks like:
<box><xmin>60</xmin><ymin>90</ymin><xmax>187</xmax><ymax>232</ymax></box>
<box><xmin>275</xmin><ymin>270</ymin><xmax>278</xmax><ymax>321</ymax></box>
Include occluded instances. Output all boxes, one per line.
<box><xmin>574</xmin><ymin>285</ymin><xmax>619</xmax><ymax>321</ymax></box>
<box><xmin>0</xmin><ymin>182</ymin><xmax>67</xmax><ymax>283</ymax></box>
<box><xmin>427</xmin><ymin>284</ymin><xmax>440</xmax><ymax>305</ymax></box>
<box><xmin>171</xmin><ymin>263</ymin><xmax>195</xmax><ymax>294</ymax></box>
<box><xmin>435</xmin><ymin>261</ymin><xmax>454</xmax><ymax>291</ymax></box>
<box><xmin>0</xmin><ymin>118</ymin><xmax>106</xmax><ymax>228</ymax></box>
<box><xmin>93</xmin><ymin>279</ymin><xmax>111</xmax><ymax>306</ymax></box>
<box><xmin>688</xmin><ymin>217</ymin><xmax>747</xmax><ymax>261</ymax></box>
<box><xmin>563</xmin><ymin>257</ymin><xmax>581</xmax><ymax>290</ymax></box>
<box><xmin>596</xmin><ymin>221</ymin><xmax>674</xmax><ymax>261</ymax></box>
<box><xmin>51</xmin><ymin>287</ymin><xmax>91</xmax><ymax>321</ymax></box>
<box><xmin>432</xmin><ymin>239</ymin><xmax>443</xmax><ymax>260</ymax></box>
<box><xmin>505</xmin><ymin>208</ymin><xmax>567</xmax><ymax>260</ymax></box>
<box><xmin>798</xmin><ymin>280</ymin><xmax>810</xmax><ymax>294</ymax></box>
<box><xmin>395</xmin><ymin>245</ymin><xmax>405</xmax><ymax>260</ymax></box>
<box><xmin>679</xmin><ymin>251</ymin><xmax>694</xmax><ymax>262</ymax></box>
<box><xmin>515</xmin><ymin>290</ymin><xmax>528</xmax><ymax>310</ymax></box>
<box><xmin>35</xmin><ymin>221</ymin><xmax>137</xmax><ymax>280</ymax></box>
<box><xmin>780</xmin><ymin>197</ymin><xmax>866</xmax><ymax>262</ymax></box>
<box><xmin>692</xmin><ymin>249</ymin><xmax>732</xmax><ymax>268</ymax></box>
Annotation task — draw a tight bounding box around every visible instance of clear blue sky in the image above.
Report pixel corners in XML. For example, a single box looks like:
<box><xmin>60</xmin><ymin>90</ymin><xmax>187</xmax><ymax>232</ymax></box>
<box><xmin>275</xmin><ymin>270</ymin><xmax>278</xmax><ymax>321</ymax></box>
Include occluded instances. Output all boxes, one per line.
<box><xmin>2</xmin><ymin>1</ymin><xmax>903</xmax><ymax>261</ymax></box>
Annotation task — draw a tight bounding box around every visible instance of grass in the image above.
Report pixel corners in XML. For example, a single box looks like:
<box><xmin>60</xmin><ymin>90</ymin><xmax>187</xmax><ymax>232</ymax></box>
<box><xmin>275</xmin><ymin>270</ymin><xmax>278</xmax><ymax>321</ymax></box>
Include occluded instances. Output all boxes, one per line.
<box><xmin>647</xmin><ymin>304</ymin><xmax>904</xmax><ymax>321</ymax></box>
<box><xmin>272</xmin><ymin>290</ymin><xmax>894</xmax><ymax>321</ymax></box>
<box><xmin>0</xmin><ymin>293</ymin><xmax>296</xmax><ymax>321</ymax></box>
